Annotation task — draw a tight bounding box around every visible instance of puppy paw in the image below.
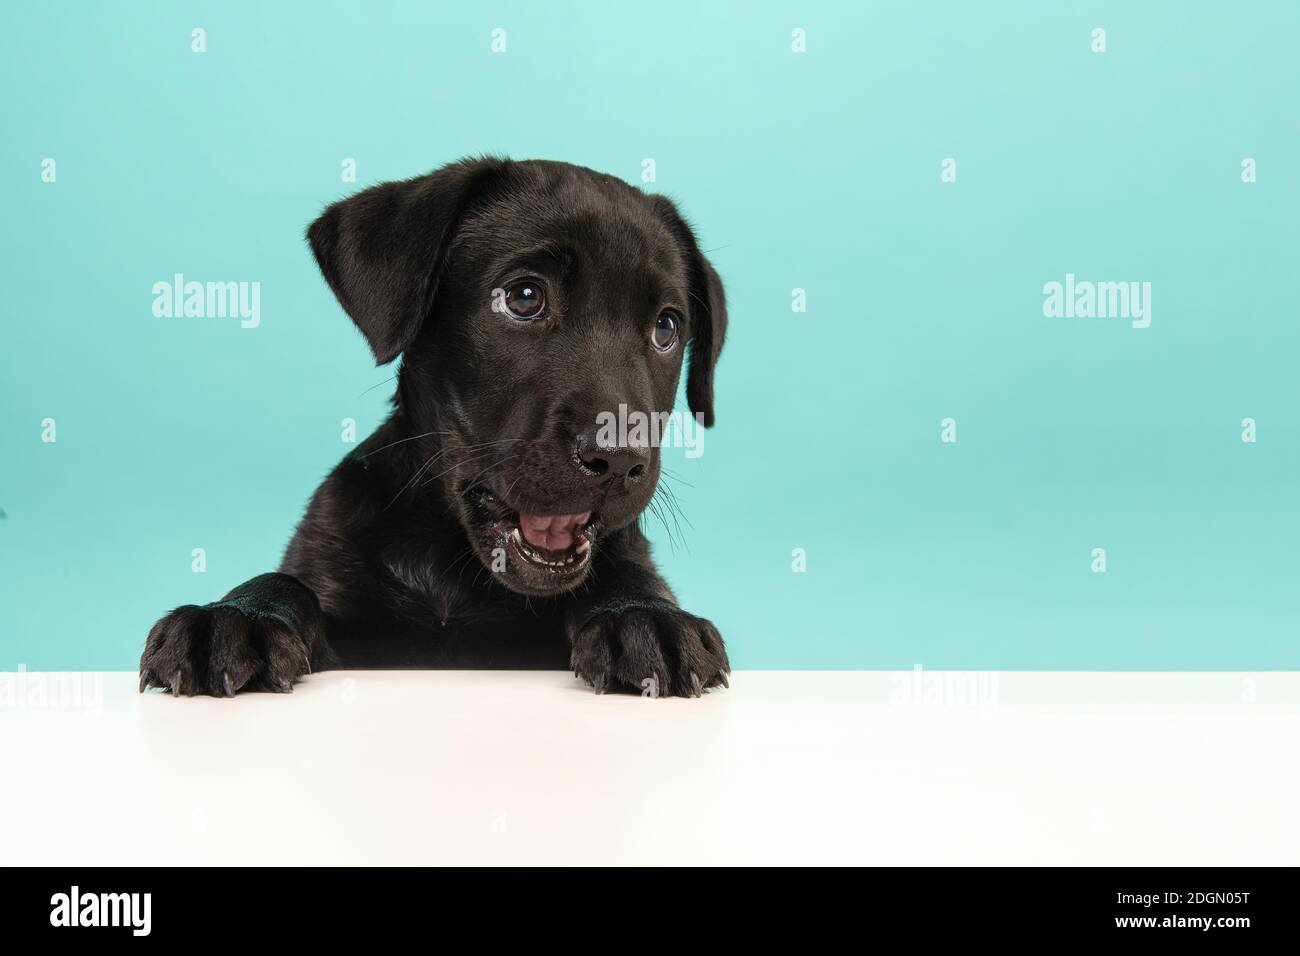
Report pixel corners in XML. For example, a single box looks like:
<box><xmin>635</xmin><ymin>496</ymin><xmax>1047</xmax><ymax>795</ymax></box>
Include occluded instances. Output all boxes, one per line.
<box><xmin>139</xmin><ymin>602</ymin><xmax>315</xmax><ymax>697</ymax></box>
<box><xmin>570</xmin><ymin>601</ymin><xmax>730</xmax><ymax>698</ymax></box>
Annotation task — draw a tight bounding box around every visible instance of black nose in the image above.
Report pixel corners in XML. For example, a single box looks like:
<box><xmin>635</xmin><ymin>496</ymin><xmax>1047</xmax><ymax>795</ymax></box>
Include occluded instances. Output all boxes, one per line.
<box><xmin>574</xmin><ymin>432</ymin><xmax>649</xmax><ymax>484</ymax></box>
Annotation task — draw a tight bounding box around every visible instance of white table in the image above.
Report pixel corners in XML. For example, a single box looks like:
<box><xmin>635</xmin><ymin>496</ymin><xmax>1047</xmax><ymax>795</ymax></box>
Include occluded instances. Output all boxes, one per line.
<box><xmin>3</xmin><ymin>671</ymin><xmax>1297</xmax><ymax>865</ymax></box>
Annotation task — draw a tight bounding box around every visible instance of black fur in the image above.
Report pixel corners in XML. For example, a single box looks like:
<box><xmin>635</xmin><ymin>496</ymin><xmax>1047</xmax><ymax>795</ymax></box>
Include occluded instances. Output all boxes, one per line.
<box><xmin>139</xmin><ymin>158</ymin><xmax>729</xmax><ymax>699</ymax></box>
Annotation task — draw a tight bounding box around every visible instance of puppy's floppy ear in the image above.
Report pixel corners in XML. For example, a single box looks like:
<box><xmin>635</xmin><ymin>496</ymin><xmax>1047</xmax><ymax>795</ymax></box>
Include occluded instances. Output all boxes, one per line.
<box><xmin>652</xmin><ymin>196</ymin><xmax>728</xmax><ymax>428</ymax></box>
<box><xmin>307</xmin><ymin>157</ymin><xmax>506</xmax><ymax>365</ymax></box>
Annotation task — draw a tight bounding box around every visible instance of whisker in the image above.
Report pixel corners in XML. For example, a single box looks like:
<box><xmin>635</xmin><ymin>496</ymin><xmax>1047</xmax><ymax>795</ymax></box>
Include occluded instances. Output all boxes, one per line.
<box><xmin>387</xmin><ymin>443</ymin><xmax>494</xmax><ymax>509</ymax></box>
<box><xmin>383</xmin><ymin>451</ymin><xmax>441</xmax><ymax>510</ymax></box>
<box><xmin>500</xmin><ymin>471</ymin><xmax>525</xmax><ymax>504</ymax></box>
<box><xmin>386</xmin><ymin>436</ymin><xmax>526</xmax><ymax>510</ymax></box>
<box><xmin>358</xmin><ymin>374</ymin><xmax>397</xmax><ymax>398</ymax></box>
<box><xmin>361</xmin><ymin>430</ymin><xmax>442</xmax><ymax>459</ymax></box>
<box><xmin>658</xmin><ymin>467</ymin><xmax>695</xmax><ymax>489</ymax></box>
<box><xmin>646</xmin><ymin>495</ymin><xmax>679</xmax><ymax>553</ymax></box>
<box><xmin>417</xmin><ymin>449</ymin><xmax>511</xmax><ymax>490</ymax></box>
<box><xmin>651</xmin><ymin>484</ymin><xmax>690</xmax><ymax>553</ymax></box>
<box><xmin>439</xmin><ymin>544</ymin><xmax>478</xmax><ymax>589</ymax></box>
<box><xmin>455</xmin><ymin>453</ymin><xmax>517</xmax><ymax>494</ymax></box>
<box><xmin>657</xmin><ymin>481</ymin><xmax>694</xmax><ymax>530</ymax></box>
<box><xmin>365</xmin><ymin>430</ymin><xmax>519</xmax><ymax>464</ymax></box>
<box><xmin>451</xmin><ymin>546</ymin><xmax>482</xmax><ymax>588</ymax></box>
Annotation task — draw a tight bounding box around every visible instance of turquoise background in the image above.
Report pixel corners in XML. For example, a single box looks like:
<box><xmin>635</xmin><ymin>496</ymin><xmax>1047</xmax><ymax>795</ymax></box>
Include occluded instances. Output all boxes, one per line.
<box><xmin>2</xmin><ymin>2</ymin><xmax>1297</xmax><ymax>670</ymax></box>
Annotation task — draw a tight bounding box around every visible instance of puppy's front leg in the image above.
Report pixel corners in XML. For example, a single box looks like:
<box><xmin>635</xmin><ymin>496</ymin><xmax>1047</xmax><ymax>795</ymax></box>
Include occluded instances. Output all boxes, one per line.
<box><xmin>565</xmin><ymin>532</ymin><xmax>729</xmax><ymax>698</ymax></box>
<box><xmin>139</xmin><ymin>573</ymin><xmax>332</xmax><ymax>696</ymax></box>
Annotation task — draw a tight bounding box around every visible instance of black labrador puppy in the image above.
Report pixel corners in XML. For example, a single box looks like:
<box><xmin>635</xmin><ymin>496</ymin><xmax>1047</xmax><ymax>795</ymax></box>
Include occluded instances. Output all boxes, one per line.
<box><xmin>139</xmin><ymin>158</ymin><xmax>729</xmax><ymax>699</ymax></box>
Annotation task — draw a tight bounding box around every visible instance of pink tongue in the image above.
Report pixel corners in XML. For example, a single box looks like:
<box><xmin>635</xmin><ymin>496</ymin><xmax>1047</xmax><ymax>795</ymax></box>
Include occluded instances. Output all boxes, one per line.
<box><xmin>519</xmin><ymin>512</ymin><xmax>590</xmax><ymax>551</ymax></box>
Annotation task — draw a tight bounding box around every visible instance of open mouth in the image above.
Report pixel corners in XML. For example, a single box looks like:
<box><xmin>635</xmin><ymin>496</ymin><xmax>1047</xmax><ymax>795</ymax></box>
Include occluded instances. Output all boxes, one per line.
<box><xmin>466</xmin><ymin>484</ymin><xmax>603</xmax><ymax>590</ymax></box>
<box><xmin>493</xmin><ymin>510</ymin><xmax>597</xmax><ymax>573</ymax></box>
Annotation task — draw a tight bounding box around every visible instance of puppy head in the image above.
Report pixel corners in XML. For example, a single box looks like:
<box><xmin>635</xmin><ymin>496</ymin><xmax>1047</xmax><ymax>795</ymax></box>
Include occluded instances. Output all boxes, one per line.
<box><xmin>308</xmin><ymin>158</ymin><xmax>726</xmax><ymax>596</ymax></box>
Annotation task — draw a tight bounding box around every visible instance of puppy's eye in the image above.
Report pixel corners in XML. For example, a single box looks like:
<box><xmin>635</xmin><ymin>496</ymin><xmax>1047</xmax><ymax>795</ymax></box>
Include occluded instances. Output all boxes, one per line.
<box><xmin>502</xmin><ymin>280</ymin><xmax>546</xmax><ymax>320</ymax></box>
<box><xmin>651</xmin><ymin>311</ymin><xmax>679</xmax><ymax>352</ymax></box>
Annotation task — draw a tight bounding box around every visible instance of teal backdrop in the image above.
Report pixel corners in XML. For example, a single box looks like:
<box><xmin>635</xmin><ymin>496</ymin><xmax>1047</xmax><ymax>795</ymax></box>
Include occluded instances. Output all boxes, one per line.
<box><xmin>2</xmin><ymin>2</ymin><xmax>1297</xmax><ymax>670</ymax></box>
